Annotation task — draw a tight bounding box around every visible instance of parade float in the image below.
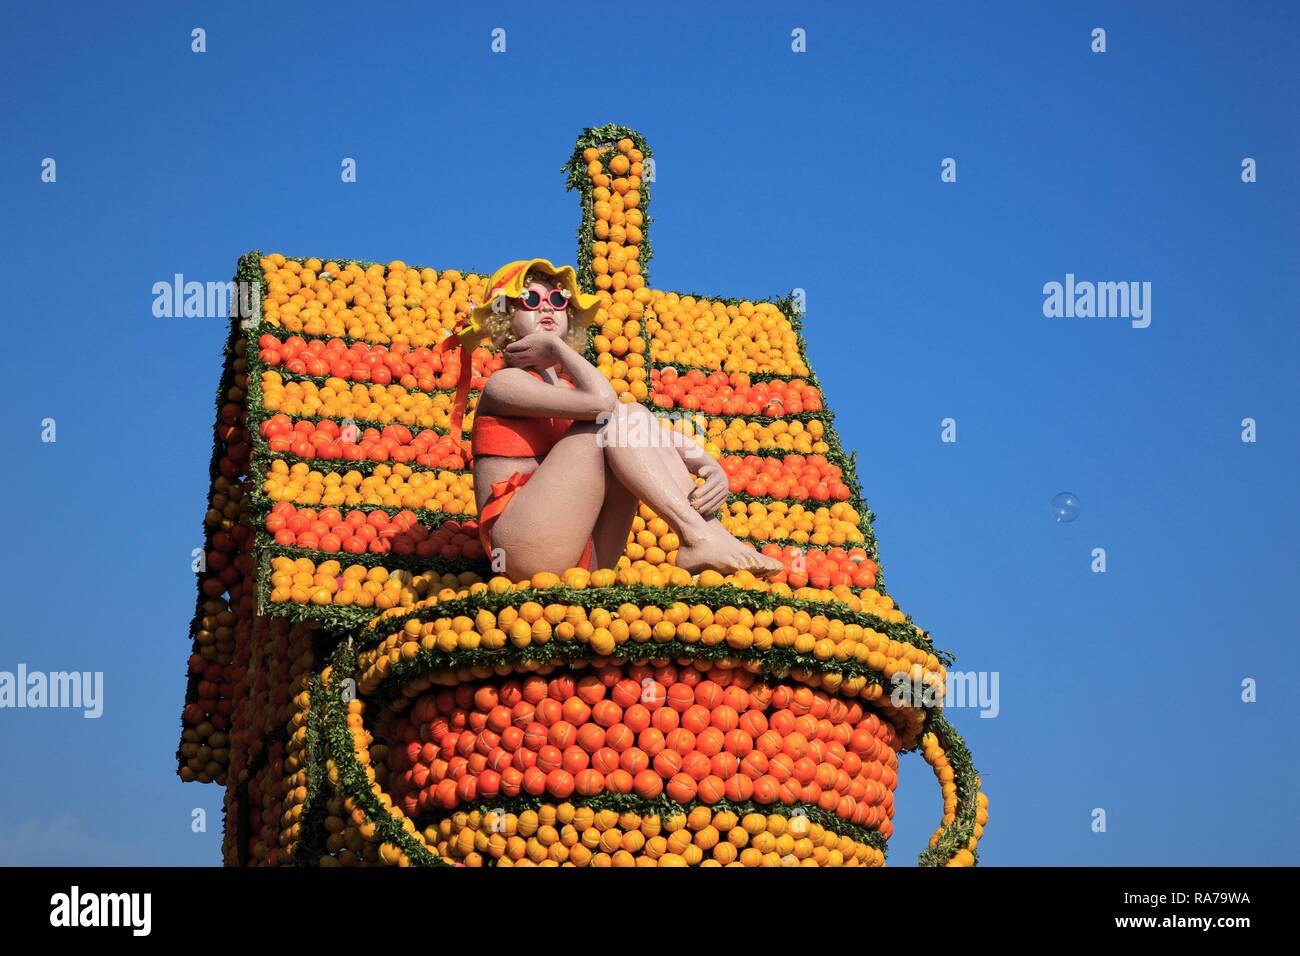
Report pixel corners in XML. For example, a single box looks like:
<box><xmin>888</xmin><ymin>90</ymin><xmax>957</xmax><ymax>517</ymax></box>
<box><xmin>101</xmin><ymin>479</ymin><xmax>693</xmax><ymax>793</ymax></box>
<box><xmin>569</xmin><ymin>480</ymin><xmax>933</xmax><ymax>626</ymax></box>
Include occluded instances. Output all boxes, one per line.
<box><xmin>177</xmin><ymin>125</ymin><xmax>988</xmax><ymax>867</ymax></box>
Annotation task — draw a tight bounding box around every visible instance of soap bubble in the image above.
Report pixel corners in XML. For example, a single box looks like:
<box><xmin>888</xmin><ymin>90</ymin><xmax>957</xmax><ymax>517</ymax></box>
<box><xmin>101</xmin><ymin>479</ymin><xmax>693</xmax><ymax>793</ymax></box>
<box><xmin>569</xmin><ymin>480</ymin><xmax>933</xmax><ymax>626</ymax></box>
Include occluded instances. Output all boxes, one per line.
<box><xmin>1052</xmin><ymin>492</ymin><xmax>1079</xmax><ymax>523</ymax></box>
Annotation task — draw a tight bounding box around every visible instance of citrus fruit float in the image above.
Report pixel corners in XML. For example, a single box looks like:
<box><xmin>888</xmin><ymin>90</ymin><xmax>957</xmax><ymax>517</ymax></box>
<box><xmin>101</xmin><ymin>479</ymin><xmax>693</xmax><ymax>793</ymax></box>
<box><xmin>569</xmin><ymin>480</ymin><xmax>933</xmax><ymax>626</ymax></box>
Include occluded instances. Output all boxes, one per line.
<box><xmin>177</xmin><ymin>125</ymin><xmax>987</xmax><ymax>867</ymax></box>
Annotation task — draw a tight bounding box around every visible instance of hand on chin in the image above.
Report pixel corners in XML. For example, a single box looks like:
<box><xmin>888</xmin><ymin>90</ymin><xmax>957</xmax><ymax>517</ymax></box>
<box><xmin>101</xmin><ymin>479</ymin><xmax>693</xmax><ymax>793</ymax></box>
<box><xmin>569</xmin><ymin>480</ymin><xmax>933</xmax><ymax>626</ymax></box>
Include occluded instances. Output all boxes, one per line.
<box><xmin>504</xmin><ymin>330</ymin><xmax>562</xmax><ymax>370</ymax></box>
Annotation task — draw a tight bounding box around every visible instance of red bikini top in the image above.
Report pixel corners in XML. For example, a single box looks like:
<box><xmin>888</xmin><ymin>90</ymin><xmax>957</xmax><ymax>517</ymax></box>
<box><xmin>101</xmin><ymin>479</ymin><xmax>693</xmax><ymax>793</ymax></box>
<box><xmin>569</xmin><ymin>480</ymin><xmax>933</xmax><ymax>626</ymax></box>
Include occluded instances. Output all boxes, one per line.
<box><xmin>470</xmin><ymin>370</ymin><xmax>575</xmax><ymax>458</ymax></box>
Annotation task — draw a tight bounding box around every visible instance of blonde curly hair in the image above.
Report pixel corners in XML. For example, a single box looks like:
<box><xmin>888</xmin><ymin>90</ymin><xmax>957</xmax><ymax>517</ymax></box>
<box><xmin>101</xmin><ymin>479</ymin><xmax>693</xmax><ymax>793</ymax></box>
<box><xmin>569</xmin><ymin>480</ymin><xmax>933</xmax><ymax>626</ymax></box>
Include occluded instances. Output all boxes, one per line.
<box><xmin>480</xmin><ymin>268</ymin><xmax>590</xmax><ymax>352</ymax></box>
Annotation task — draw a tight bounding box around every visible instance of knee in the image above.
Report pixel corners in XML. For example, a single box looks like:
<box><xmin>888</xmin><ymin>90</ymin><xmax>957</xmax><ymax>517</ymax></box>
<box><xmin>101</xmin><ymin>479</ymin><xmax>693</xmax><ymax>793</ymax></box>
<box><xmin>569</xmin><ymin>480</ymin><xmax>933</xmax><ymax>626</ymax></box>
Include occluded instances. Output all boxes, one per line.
<box><xmin>625</xmin><ymin>402</ymin><xmax>657</xmax><ymax>423</ymax></box>
<box><xmin>602</xmin><ymin>402</ymin><xmax>655</xmax><ymax>424</ymax></box>
<box><xmin>597</xmin><ymin>402</ymin><xmax>662</xmax><ymax>452</ymax></box>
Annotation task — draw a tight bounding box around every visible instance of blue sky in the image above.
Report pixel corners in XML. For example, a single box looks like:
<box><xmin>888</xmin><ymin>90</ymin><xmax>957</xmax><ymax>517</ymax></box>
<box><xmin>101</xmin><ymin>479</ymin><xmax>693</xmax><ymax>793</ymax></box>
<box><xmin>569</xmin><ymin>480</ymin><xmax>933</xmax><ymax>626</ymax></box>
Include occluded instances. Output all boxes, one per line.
<box><xmin>0</xmin><ymin>1</ymin><xmax>1295</xmax><ymax>866</ymax></box>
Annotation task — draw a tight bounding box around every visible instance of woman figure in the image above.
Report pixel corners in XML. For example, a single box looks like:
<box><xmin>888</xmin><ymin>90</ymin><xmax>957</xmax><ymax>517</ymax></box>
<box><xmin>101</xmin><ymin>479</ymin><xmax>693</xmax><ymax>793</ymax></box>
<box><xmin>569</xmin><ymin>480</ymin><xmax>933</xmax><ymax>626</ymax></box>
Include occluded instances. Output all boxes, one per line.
<box><xmin>450</xmin><ymin>258</ymin><xmax>783</xmax><ymax>581</ymax></box>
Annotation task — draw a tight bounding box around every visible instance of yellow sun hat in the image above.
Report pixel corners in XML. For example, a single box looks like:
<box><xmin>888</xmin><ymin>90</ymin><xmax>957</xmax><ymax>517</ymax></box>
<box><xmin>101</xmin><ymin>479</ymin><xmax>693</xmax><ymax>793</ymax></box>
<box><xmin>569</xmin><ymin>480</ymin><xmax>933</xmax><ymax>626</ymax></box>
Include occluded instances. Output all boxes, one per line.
<box><xmin>438</xmin><ymin>258</ymin><xmax>603</xmax><ymax>450</ymax></box>
<box><xmin>461</xmin><ymin>258</ymin><xmax>602</xmax><ymax>347</ymax></box>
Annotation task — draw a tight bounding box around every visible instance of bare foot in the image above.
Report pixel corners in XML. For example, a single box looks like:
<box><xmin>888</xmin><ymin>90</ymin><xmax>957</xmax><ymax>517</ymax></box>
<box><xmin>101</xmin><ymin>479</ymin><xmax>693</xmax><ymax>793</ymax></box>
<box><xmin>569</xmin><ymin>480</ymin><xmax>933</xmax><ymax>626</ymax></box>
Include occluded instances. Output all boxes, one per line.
<box><xmin>677</xmin><ymin>524</ymin><xmax>784</xmax><ymax>579</ymax></box>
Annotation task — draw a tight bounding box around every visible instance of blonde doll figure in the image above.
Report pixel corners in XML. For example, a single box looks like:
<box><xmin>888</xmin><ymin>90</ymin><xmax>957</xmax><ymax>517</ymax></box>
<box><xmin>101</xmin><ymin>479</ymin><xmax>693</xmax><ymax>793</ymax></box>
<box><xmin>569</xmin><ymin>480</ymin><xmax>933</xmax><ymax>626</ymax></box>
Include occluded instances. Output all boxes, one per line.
<box><xmin>439</xmin><ymin>258</ymin><xmax>782</xmax><ymax>581</ymax></box>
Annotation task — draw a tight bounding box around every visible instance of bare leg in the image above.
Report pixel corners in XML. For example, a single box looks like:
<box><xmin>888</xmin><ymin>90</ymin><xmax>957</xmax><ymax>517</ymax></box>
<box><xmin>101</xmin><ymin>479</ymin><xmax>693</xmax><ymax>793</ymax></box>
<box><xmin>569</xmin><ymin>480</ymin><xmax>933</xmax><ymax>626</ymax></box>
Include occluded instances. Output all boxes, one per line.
<box><xmin>484</xmin><ymin>407</ymin><xmax>781</xmax><ymax>578</ymax></box>
<box><xmin>483</xmin><ymin>422</ymin><xmax>607</xmax><ymax>579</ymax></box>
<box><xmin>590</xmin><ymin>460</ymin><xmax>639</xmax><ymax>569</ymax></box>
<box><xmin>599</xmin><ymin>404</ymin><xmax>782</xmax><ymax>577</ymax></box>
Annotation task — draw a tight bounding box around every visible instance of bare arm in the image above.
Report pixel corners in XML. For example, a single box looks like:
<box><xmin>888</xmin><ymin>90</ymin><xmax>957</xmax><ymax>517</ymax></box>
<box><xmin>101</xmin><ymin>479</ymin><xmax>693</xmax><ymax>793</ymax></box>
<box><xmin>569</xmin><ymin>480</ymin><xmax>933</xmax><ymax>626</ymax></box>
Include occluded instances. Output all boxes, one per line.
<box><xmin>626</xmin><ymin>408</ymin><xmax>730</xmax><ymax>516</ymax></box>
<box><xmin>479</xmin><ymin>333</ymin><xmax>617</xmax><ymax>420</ymax></box>
<box><xmin>675</xmin><ymin>442</ymin><xmax>729</xmax><ymax>515</ymax></box>
<box><xmin>653</xmin><ymin>416</ymin><xmax>715</xmax><ymax>474</ymax></box>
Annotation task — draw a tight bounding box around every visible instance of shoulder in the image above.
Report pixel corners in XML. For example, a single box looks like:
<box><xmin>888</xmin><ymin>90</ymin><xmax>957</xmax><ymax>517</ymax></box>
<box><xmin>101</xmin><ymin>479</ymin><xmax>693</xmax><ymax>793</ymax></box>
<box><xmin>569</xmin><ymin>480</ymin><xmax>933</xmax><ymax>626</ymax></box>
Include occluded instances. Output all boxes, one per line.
<box><xmin>481</xmin><ymin>367</ymin><xmax>538</xmax><ymax>400</ymax></box>
<box><xmin>483</xmin><ymin>367</ymin><xmax>532</xmax><ymax>389</ymax></box>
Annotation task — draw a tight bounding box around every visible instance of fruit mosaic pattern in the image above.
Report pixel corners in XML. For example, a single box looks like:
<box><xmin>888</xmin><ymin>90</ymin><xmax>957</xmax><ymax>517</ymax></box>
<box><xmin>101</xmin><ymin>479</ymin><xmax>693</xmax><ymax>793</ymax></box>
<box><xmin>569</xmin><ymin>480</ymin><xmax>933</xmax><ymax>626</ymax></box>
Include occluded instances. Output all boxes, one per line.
<box><xmin>178</xmin><ymin>124</ymin><xmax>986</xmax><ymax>867</ymax></box>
